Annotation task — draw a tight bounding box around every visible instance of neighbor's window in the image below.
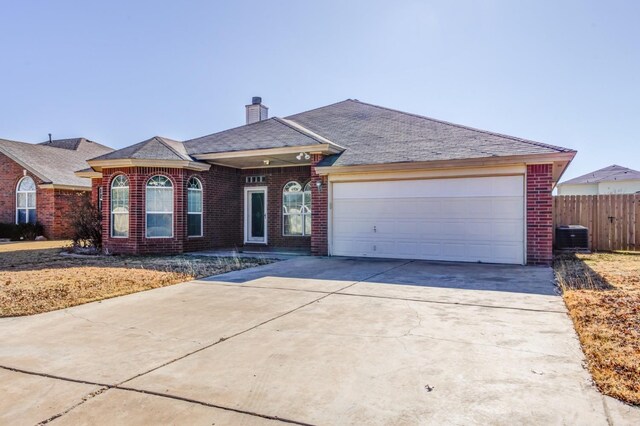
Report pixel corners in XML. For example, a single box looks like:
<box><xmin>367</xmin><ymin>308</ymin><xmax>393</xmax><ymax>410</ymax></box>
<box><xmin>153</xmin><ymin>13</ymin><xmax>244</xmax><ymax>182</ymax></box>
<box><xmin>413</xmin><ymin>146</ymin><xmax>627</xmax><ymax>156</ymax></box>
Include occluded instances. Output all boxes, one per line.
<box><xmin>187</xmin><ymin>177</ymin><xmax>203</xmax><ymax>237</ymax></box>
<box><xmin>16</xmin><ymin>176</ymin><xmax>36</xmax><ymax>224</ymax></box>
<box><xmin>110</xmin><ymin>175</ymin><xmax>129</xmax><ymax>237</ymax></box>
<box><xmin>283</xmin><ymin>181</ymin><xmax>311</xmax><ymax>236</ymax></box>
<box><xmin>146</xmin><ymin>175</ymin><xmax>173</xmax><ymax>238</ymax></box>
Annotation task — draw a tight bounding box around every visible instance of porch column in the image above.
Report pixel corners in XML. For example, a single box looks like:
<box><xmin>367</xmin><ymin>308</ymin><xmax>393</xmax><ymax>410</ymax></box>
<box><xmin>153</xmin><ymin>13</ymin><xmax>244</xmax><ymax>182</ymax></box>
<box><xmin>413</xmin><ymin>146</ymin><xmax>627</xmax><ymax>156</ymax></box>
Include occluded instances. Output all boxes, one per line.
<box><xmin>310</xmin><ymin>154</ymin><xmax>328</xmax><ymax>256</ymax></box>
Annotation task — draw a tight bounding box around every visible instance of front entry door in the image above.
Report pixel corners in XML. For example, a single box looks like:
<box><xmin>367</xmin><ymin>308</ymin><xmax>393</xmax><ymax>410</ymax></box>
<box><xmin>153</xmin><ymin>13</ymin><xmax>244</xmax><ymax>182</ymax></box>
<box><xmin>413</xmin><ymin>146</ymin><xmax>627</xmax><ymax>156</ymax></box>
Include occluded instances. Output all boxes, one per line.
<box><xmin>244</xmin><ymin>187</ymin><xmax>267</xmax><ymax>244</ymax></box>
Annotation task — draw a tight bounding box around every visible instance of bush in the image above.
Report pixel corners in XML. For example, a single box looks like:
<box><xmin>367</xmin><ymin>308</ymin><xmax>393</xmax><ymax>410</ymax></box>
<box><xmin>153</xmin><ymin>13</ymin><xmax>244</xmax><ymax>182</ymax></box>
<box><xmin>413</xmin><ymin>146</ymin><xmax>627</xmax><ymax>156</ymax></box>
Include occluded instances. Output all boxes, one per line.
<box><xmin>70</xmin><ymin>196</ymin><xmax>102</xmax><ymax>250</ymax></box>
<box><xmin>0</xmin><ymin>222</ymin><xmax>44</xmax><ymax>241</ymax></box>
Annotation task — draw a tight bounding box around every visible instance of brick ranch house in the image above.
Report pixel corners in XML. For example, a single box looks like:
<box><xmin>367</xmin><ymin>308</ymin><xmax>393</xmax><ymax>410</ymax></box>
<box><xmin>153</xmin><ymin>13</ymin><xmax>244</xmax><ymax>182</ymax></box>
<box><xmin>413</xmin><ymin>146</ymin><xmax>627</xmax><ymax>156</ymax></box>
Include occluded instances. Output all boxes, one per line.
<box><xmin>0</xmin><ymin>137</ymin><xmax>112</xmax><ymax>239</ymax></box>
<box><xmin>76</xmin><ymin>98</ymin><xmax>576</xmax><ymax>265</ymax></box>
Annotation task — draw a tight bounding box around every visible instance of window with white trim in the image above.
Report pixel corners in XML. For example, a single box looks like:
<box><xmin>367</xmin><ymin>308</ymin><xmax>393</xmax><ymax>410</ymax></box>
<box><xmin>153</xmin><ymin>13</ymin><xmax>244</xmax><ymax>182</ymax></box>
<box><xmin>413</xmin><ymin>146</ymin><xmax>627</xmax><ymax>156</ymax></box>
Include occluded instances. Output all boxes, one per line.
<box><xmin>187</xmin><ymin>177</ymin><xmax>203</xmax><ymax>237</ymax></box>
<box><xmin>110</xmin><ymin>175</ymin><xmax>129</xmax><ymax>237</ymax></box>
<box><xmin>146</xmin><ymin>175</ymin><xmax>173</xmax><ymax>238</ymax></box>
<box><xmin>283</xmin><ymin>181</ymin><xmax>311</xmax><ymax>236</ymax></box>
<box><xmin>16</xmin><ymin>176</ymin><xmax>36</xmax><ymax>224</ymax></box>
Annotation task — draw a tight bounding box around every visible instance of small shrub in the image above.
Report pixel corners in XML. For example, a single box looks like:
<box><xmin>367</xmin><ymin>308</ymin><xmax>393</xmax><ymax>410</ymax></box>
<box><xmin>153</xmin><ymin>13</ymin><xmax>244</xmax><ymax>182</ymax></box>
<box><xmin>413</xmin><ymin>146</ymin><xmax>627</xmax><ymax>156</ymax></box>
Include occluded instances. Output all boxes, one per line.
<box><xmin>17</xmin><ymin>223</ymin><xmax>44</xmax><ymax>240</ymax></box>
<box><xmin>0</xmin><ymin>222</ymin><xmax>43</xmax><ymax>241</ymax></box>
<box><xmin>0</xmin><ymin>223</ymin><xmax>19</xmax><ymax>240</ymax></box>
<box><xmin>70</xmin><ymin>196</ymin><xmax>102</xmax><ymax>250</ymax></box>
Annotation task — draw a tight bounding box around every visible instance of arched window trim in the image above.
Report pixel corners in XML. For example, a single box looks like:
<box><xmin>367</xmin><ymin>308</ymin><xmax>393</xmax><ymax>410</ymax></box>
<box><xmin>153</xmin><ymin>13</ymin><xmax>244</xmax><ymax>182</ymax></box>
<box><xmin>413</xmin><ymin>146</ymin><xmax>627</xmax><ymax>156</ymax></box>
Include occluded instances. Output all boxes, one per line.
<box><xmin>16</xmin><ymin>176</ymin><xmax>37</xmax><ymax>224</ymax></box>
<box><xmin>187</xmin><ymin>177</ymin><xmax>203</xmax><ymax>237</ymax></box>
<box><xmin>110</xmin><ymin>174</ymin><xmax>129</xmax><ymax>238</ymax></box>
<box><xmin>282</xmin><ymin>180</ymin><xmax>312</xmax><ymax>237</ymax></box>
<box><xmin>145</xmin><ymin>175</ymin><xmax>174</xmax><ymax>239</ymax></box>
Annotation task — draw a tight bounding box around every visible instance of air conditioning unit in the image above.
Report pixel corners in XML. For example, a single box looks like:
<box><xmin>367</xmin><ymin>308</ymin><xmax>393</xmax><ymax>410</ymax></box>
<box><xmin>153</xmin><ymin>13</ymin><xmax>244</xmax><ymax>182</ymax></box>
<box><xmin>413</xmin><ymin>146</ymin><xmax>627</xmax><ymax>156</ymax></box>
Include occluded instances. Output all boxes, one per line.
<box><xmin>555</xmin><ymin>225</ymin><xmax>589</xmax><ymax>251</ymax></box>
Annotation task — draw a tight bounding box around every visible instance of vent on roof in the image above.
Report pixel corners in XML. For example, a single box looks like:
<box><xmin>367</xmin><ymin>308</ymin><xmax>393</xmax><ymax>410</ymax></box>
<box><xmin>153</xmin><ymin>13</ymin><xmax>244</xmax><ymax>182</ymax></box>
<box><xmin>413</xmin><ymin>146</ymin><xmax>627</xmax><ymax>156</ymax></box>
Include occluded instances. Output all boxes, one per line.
<box><xmin>246</xmin><ymin>97</ymin><xmax>268</xmax><ymax>124</ymax></box>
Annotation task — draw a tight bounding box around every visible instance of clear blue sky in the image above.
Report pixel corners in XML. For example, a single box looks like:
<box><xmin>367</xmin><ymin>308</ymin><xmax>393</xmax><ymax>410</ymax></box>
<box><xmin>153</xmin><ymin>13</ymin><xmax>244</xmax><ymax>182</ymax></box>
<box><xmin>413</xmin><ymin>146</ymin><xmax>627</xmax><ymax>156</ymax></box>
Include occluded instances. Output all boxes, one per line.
<box><xmin>1</xmin><ymin>0</ymin><xmax>638</xmax><ymax>181</ymax></box>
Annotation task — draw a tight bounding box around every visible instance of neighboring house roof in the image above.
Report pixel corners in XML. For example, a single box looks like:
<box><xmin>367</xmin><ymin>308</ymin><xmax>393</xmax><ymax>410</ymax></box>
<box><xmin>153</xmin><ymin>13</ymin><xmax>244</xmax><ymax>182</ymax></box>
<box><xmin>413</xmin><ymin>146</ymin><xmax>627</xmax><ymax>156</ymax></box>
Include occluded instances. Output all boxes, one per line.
<box><xmin>91</xmin><ymin>136</ymin><xmax>191</xmax><ymax>161</ymax></box>
<box><xmin>87</xmin><ymin>99</ymin><xmax>575</xmax><ymax>168</ymax></box>
<box><xmin>0</xmin><ymin>137</ymin><xmax>112</xmax><ymax>187</ymax></box>
<box><xmin>559</xmin><ymin>165</ymin><xmax>640</xmax><ymax>185</ymax></box>
<box><xmin>286</xmin><ymin>100</ymin><xmax>574</xmax><ymax>167</ymax></box>
<box><xmin>184</xmin><ymin>117</ymin><xmax>332</xmax><ymax>156</ymax></box>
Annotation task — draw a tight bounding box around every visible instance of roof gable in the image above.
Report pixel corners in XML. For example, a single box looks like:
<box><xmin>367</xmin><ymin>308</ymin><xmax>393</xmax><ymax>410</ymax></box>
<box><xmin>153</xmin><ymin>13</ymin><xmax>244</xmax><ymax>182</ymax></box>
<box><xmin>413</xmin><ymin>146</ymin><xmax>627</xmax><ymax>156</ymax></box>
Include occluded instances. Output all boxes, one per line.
<box><xmin>91</xmin><ymin>136</ymin><xmax>190</xmax><ymax>162</ymax></box>
<box><xmin>184</xmin><ymin>117</ymin><xmax>326</xmax><ymax>156</ymax></box>
<box><xmin>560</xmin><ymin>165</ymin><xmax>640</xmax><ymax>185</ymax></box>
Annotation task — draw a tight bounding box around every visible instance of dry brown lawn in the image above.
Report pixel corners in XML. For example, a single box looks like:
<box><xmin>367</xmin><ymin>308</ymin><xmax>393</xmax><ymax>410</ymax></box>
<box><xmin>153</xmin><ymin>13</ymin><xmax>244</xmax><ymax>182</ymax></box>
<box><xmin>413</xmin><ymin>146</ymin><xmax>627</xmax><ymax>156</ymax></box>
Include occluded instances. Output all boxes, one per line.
<box><xmin>554</xmin><ymin>251</ymin><xmax>640</xmax><ymax>406</ymax></box>
<box><xmin>0</xmin><ymin>241</ymin><xmax>274</xmax><ymax>317</ymax></box>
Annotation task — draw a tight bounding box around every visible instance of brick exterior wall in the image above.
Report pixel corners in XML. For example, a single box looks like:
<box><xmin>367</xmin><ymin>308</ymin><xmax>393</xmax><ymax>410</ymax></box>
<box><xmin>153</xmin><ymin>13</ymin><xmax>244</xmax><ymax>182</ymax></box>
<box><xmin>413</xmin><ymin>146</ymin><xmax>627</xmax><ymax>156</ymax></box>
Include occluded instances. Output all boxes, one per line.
<box><xmin>526</xmin><ymin>164</ymin><xmax>554</xmax><ymax>265</ymax></box>
<box><xmin>100</xmin><ymin>167</ymin><xmax>188</xmax><ymax>254</ymax></box>
<box><xmin>241</xmin><ymin>166</ymin><xmax>311</xmax><ymax>250</ymax></box>
<box><xmin>52</xmin><ymin>189</ymin><xmax>88</xmax><ymax>239</ymax></box>
<box><xmin>310</xmin><ymin>154</ymin><xmax>328</xmax><ymax>256</ymax></box>
<box><xmin>0</xmin><ymin>152</ymin><xmax>86</xmax><ymax>239</ymax></box>
<box><xmin>183</xmin><ymin>166</ymin><xmax>242</xmax><ymax>252</ymax></box>
<box><xmin>96</xmin><ymin>165</ymin><xmax>314</xmax><ymax>255</ymax></box>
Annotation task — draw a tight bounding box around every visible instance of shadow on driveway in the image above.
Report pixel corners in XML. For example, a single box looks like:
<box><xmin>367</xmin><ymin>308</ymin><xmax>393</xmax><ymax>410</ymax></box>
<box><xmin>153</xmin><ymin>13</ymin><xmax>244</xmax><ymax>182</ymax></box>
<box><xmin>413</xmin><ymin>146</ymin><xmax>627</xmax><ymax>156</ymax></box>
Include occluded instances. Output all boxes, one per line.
<box><xmin>202</xmin><ymin>256</ymin><xmax>557</xmax><ymax>296</ymax></box>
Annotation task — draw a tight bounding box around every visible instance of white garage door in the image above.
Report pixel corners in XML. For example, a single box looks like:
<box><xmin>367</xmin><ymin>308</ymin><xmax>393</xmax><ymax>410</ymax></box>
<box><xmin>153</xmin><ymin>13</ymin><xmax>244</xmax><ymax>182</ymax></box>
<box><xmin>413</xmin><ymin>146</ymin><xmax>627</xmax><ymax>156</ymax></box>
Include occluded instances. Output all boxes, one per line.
<box><xmin>331</xmin><ymin>176</ymin><xmax>525</xmax><ymax>264</ymax></box>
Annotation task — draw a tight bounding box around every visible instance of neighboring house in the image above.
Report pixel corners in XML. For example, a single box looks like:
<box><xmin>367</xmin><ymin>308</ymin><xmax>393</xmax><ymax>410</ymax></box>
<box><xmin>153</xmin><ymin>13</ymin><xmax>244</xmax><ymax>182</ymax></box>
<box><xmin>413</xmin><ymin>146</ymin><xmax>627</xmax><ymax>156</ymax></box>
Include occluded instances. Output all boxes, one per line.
<box><xmin>557</xmin><ymin>165</ymin><xmax>640</xmax><ymax>195</ymax></box>
<box><xmin>0</xmin><ymin>137</ymin><xmax>113</xmax><ymax>238</ymax></box>
<box><xmin>77</xmin><ymin>98</ymin><xmax>576</xmax><ymax>265</ymax></box>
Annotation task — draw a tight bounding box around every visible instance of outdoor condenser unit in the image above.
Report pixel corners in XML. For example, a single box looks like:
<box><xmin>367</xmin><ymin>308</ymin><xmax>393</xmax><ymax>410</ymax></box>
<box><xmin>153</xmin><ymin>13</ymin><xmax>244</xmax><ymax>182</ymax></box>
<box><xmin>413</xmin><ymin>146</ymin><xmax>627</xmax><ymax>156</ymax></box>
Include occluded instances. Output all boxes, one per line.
<box><xmin>555</xmin><ymin>225</ymin><xmax>589</xmax><ymax>250</ymax></box>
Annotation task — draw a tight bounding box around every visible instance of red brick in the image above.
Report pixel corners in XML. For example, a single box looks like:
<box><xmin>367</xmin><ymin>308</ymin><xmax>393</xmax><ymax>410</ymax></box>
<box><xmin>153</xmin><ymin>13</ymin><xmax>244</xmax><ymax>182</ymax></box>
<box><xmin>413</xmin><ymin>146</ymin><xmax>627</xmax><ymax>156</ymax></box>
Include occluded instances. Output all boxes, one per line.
<box><xmin>526</xmin><ymin>164</ymin><xmax>553</xmax><ymax>265</ymax></box>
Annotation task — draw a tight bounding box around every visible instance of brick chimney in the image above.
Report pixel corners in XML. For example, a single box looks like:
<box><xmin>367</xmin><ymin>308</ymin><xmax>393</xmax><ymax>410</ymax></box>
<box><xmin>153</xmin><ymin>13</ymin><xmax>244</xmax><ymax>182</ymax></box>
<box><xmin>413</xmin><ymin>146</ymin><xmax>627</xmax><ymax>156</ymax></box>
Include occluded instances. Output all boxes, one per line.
<box><xmin>245</xmin><ymin>96</ymin><xmax>268</xmax><ymax>124</ymax></box>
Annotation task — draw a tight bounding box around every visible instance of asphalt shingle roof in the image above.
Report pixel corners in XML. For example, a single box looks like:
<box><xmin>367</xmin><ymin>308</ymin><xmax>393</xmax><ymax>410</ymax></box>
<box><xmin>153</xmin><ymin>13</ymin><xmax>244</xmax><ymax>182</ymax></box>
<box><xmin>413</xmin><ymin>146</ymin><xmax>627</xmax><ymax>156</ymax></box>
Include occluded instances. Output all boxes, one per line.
<box><xmin>183</xmin><ymin>118</ymin><xmax>326</xmax><ymax>156</ymax></box>
<box><xmin>91</xmin><ymin>136</ymin><xmax>191</xmax><ymax>161</ymax></box>
<box><xmin>0</xmin><ymin>138</ymin><xmax>113</xmax><ymax>187</ymax></box>
<box><xmin>86</xmin><ymin>99</ymin><xmax>575</xmax><ymax>169</ymax></box>
<box><xmin>560</xmin><ymin>165</ymin><xmax>640</xmax><ymax>185</ymax></box>
<box><xmin>38</xmin><ymin>138</ymin><xmax>85</xmax><ymax>150</ymax></box>
<box><xmin>286</xmin><ymin>100</ymin><xmax>574</xmax><ymax>167</ymax></box>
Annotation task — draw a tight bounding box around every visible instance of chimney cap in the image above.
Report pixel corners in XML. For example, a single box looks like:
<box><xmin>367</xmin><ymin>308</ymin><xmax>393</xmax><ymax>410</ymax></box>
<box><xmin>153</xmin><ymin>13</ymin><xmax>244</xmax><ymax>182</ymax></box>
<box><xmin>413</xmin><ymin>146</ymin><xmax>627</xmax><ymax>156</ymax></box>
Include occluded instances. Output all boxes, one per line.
<box><xmin>252</xmin><ymin>96</ymin><xmax>262</xmax><ymax>105</ymax></box>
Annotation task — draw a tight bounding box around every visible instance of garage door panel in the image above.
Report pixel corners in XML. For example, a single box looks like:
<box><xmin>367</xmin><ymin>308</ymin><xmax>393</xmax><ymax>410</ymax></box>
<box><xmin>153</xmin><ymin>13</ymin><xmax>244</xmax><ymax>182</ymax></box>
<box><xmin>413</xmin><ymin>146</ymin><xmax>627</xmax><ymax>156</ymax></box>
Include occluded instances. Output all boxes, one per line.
<box><xmin>491</xmin><ymin>198</ymin><xmax>525</xmax><ymax>218</ymax></box>
<box><xmin>331</xmin><ymin>176</ymin><xmax>525</xmax><ymax>264</ymax></box>
<box><xmin>491</xmin><ymin>221</ymin><xmax>525</xmax><ymax>239</ymax></box>
<box><xmin>333</xmin><ymin>176</ymin><xmax>523</xmax><ymax>199</ymax></box>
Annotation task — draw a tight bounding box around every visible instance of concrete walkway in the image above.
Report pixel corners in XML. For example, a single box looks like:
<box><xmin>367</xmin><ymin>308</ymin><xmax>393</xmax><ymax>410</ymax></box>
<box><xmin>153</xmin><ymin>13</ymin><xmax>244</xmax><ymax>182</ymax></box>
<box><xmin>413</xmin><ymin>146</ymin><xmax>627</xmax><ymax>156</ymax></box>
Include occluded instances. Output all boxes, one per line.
<box><xmin>1</xmin><ymin>257</ymin><xmax>638</xmax><ymax>425</ymax></box>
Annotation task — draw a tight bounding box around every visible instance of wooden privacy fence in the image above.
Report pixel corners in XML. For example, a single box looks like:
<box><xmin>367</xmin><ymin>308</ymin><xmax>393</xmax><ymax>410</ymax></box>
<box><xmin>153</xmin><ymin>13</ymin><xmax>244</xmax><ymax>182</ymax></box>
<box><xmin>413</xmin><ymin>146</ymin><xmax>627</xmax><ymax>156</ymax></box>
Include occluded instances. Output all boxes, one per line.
<box><xmin>553</xmin><ymin>194</ymin><xmax>640</xmax><ymax>251</ymax></box>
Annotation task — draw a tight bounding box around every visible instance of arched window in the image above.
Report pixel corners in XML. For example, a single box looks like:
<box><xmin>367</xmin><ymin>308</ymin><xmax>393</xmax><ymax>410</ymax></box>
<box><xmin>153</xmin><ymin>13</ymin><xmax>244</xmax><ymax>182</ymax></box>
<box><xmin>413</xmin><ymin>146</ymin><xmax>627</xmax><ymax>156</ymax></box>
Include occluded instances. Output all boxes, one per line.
<box><xmin>146</xmin><ymin>175</ymin><xmax>173</xmax><ymax>238</ymax></box>
<box><xmin>187</xmin><ymin>177</ymin><xmax>203</xmax><ymax>237</ymax></box>
<box><xmin>16</xmin><ymin>176</ymin><xmax>36</xmax><ymax>224</ymax></box>
<box><xmin>283</xmin><ymin>181</ymin><xmax>311</xmax><ymax>236</ymax></box>
<box><xmin>111</xmin><ymin>175</ymin><xmax>129</xmax><ymax>237</ymax></box>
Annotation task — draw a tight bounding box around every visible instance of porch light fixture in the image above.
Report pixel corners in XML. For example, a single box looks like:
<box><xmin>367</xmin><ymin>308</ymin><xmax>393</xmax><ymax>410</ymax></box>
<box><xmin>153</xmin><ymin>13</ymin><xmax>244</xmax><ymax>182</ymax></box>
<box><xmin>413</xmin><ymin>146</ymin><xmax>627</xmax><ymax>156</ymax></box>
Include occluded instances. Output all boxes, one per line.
<box><xmin>263</xmin><ymin>159</ymin><xmax>270</xmax><ymax>165</ymax></box>
<box><xmin>296</xmin><ymin>152</ymin><xmax>311</xmax><ymax>161</ymax></box>
<box><xmin>315</xmin><ymin>179</ymin><xmax>322</xmax><ymax>192</ymax></box>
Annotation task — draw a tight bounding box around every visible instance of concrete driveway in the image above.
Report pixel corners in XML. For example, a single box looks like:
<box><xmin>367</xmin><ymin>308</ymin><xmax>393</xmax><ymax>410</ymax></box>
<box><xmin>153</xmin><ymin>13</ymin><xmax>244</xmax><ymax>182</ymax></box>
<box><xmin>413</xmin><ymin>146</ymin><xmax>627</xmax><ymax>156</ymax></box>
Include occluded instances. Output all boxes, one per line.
<box><xmin>0</xmin><ymin>257</ymin><xmax>636</xmax><ymax>425</ymax></box>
